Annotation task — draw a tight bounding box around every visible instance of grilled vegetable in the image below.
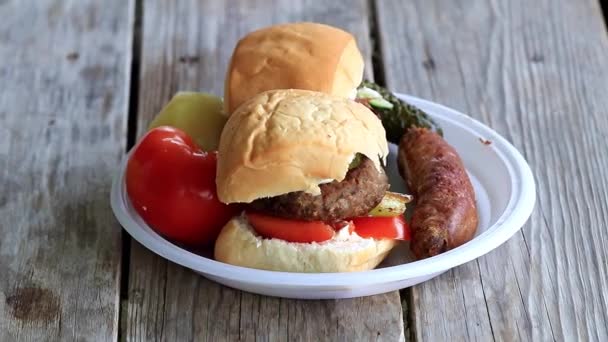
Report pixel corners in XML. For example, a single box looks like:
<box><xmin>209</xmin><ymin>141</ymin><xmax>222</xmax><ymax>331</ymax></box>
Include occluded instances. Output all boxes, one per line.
<box><xmin>348</xmin><ymin>153</ymin><xmax>363</xmax><ymax>170</ymax></box>
<box><xmin>357</xmin><ymin>80</ymin><xmax>443</xmax><ymax>144</ymax></box>
<box><xmin>148</xmin><ymin>92</ymin><xmax>227</xmax><ymax>151</ymax></box>
<box><xmin>368</xmin><ymin>192</ymin><xmax>413</xmax><ymax>217</ymax></box>
<box><xmin>126</xmin><ymin>126</ymin><xmax>240</xmax><ymax>246</ymax></box>
<box><xmin>352</xmin><ymin>215</ymin><xmax>410</xmax><ymax>240</ymax></box>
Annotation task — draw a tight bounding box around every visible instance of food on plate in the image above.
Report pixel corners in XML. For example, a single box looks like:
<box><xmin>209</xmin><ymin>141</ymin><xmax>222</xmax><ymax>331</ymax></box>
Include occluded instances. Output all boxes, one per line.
<box><xmin>249</xmin><ymin>156</ymin><xmax>389</xmax><ymax>221</ymax></box>
<box><xmin>356</xmin><ymin>80</ymin><xmax>443</xmax><ymax>143</ymax></box>
<box><xmin>398</xmin><ymin>127</ymin><xmax>478</xmax><ymax>259</ymax></box>
<box><xmin>126</xmin><ymin>126</ymin><xmax>239</xmax><ymax>246</ymax></box>
<box><xmin>245</xmin><ymin>211</ymin><xmax>339</xmax><ymax>243</ymax></box>
<box><xmin>214</xmin><ymin>215</ymin><xmax>397</xmax><ymax>273</ymax></box>
<box><xmin>123</xmin><ymin>21</ymin><xmax>479</xmax><ymax>269</ymax></box>
<box><xmin>356</xmin><ymin>81</ymin><xmax>478</xmax><ymax>258</ymax></box>
<box><xmin>368</xmin><ymin>192</ymin><xmax>412</xmax><ymax>217</ymax></box>
<box><xmin>148</xmin><ymin>92</ymin><xmax>226</xmax><ymax>151</ymax></box>
<box><xmin>224</xmin><ymin>22</ymin><xmax>364</xmax><ymax>114</ymax></box>
<box><xmin>223</xmin><ymin>22</ymin><xmax>441</xmax><ymax>145</ymax></box>
<box><xmin>355</xmin><ymin>80</ymin><xmax>479</xmax><ymax>258</ymax></box>
<box><xmin>351</xmin><ymin>215</ymin><xmax>410</xmax><ymax>240</ymax></box>
<box><xmin>215</xmin><ymin>89</ymin><xmax>387</xmax><ymax>203</ymax></box>
<box><xmin>214</xmin><ymin>89</ymin><xmax>410</xmax><ymax>272</ymax></box>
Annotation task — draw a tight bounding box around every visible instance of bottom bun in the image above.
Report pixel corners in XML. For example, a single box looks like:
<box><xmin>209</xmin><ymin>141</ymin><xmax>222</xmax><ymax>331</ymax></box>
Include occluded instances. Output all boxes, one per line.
<box><xmin>214</xmin><ymin>215</ymin><xmax>397</xmax><ymax>273</ymax></box>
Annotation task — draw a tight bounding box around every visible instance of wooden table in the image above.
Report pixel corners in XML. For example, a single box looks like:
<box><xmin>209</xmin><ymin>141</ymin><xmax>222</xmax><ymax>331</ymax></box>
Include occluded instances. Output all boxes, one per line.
<box><xmin>2</xmin><ymin>0</ymin><xmax>608</xmax><ymax>341</ymax></box>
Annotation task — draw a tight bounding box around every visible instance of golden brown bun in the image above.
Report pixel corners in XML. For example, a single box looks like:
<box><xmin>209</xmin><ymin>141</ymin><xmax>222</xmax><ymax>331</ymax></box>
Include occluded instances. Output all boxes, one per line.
<box><xmin>224</xmin><ymin>22</ymin><xmax>364</xmax><ymax>114</ymax></box>
<box><xmin>216</xmin><ymin>89</ymin><xmax>388</xmax><ymax>204</ymax></box>
<box><xmin>214</xmin><ymin>215</ymin><xmax>397</xmax><ymax>273</ymax></box>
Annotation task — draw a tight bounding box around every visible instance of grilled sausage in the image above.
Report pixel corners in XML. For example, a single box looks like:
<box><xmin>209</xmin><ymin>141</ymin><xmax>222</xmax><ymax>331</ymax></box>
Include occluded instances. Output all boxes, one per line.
<box><xmin>398</xmin><ymin>128</ymin><xmax>478</xmax><ymax>259</ymax></box>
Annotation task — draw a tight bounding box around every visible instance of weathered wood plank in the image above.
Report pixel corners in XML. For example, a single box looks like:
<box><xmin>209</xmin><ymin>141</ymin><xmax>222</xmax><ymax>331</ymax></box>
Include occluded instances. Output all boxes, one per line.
<box><xmin>0</xmin><ymin>0</ymin><xmax>133</xmax><ymax>340</ymax></box>
<box><xmin>376</xmin><ymin>0</ymin><xmax>608</xmax><ymax>340</ymax></box>
<box><xmin>125</xmin><ymin>1</ymin><xmax>404</xmax><ymax>341</ymax></box>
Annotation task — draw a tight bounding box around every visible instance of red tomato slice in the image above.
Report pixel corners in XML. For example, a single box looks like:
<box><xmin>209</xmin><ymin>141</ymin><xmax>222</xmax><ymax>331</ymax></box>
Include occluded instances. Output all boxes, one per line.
<box><xmin>247</xmin><ymin>212</ymin><xmax>335</xmax><ymax>243</ymax></box>
<box><xmin>352</xmin><ymin>216</ymin><xmax>411</xmax><ymax>241</ymax></box>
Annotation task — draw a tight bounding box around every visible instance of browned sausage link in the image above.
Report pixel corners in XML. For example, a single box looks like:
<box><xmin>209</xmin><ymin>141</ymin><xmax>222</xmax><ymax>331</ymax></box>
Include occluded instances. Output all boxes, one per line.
<box><xmin>398</xmin><ymin>128</ymin><xmax>478</xmax><ymax>259</ymax></box>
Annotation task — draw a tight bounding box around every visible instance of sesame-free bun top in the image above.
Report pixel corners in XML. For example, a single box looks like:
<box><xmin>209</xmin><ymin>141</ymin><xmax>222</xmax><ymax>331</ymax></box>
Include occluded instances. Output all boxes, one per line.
<box><xmin>224</xmin><ymin>22</ymin><xmax>364</xmax><ymax>114</ymax></box>
<box><xmin>216</xmin><ymin>89</ymin><xmax>388</xmax><ymax>204</ymax></box>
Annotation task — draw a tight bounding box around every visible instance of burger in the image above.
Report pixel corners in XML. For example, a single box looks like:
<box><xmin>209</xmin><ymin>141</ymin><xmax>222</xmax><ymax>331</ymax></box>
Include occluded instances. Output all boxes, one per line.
<box><xmin>214</xmin><ymin>89</ymin><xmax>409</xmax><ymax>273</ymax></box>
<box><xmin>222</xmin><ymin>22</ymin><xmax>423</xmax><ymax>142</ymax></box>
<box><xmin>224</xmin><ymin>22</ymin><xmax>364</xmax><ymax>114</ymax></box>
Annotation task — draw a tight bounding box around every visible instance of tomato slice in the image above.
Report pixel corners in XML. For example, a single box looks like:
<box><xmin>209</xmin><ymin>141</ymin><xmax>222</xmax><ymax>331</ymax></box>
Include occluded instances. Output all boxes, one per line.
<box><xmin>247</xmin><ymin>212</ymin><xmax>410</xmax><ymax>243</ymax></box>
<box><xmin>352</xmin><ymin>215</ymin><xmax>411</xmax><ymax>240</ymax></box>
<box><xmin>247</xmin><ymin>212</ymin><xmax>335</xmax><ymax>243</ymax></box>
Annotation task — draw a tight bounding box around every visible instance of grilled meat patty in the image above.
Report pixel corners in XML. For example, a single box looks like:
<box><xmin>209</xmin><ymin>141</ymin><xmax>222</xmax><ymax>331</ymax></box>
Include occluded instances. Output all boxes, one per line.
<box><xmin>250</xmin><ymin>157</ymin><xmax>388</xmax><ymax>221</ymax></box>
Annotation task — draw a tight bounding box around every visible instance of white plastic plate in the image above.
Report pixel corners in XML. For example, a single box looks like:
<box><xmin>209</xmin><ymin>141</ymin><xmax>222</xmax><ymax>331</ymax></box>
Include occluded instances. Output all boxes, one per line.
<box><xmin>111</xmin><ymin>94</ymin><xmax>536</xmax><ymax>299</ymax></box>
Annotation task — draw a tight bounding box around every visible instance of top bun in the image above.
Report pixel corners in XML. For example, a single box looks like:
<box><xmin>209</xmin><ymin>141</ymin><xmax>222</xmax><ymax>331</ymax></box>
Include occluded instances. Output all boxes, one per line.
<box><xmin>216</xmin><ymin>89</ymin><xmax>388</xmax><ymax>204</ymax></box>
<box><xmin>224</xmin><ymin>22</ymin><xmax>364</xmax><ymax>114</ymax></box>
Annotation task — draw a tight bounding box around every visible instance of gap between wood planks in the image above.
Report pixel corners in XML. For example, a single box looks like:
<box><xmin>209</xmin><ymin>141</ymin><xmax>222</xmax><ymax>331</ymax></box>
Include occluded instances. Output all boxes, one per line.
<box><xmin>119</xmin><ymin>0</ymin><xmax>143</xmax><ymax>340</ymax></box>
<box><xmin>368</xmin><ymin>0</ymin><xmax>386</xmax><ymax>87</ymax></box>
<box><xmin>367</xmin><ymin>0</ymin><xmax>412</xmax><ymax>339</ymax></box>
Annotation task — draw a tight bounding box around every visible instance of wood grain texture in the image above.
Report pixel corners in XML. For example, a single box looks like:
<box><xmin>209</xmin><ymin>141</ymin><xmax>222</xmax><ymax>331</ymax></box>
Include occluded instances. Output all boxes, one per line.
<box><xmin>376</xmin><ymin>0</ymin><xmax>608</xmax><ymax>340</ymax></box>
<box><xmin>125</xmin><ymin>1</ymin><xmax>404</xmax><ymax>341</ymax></box>
<box><xmin>0</xmin><ymin>0</ymin><xmax>133</xmax><ymax>340</ymax></box>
